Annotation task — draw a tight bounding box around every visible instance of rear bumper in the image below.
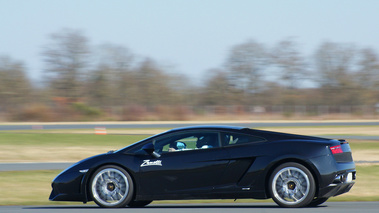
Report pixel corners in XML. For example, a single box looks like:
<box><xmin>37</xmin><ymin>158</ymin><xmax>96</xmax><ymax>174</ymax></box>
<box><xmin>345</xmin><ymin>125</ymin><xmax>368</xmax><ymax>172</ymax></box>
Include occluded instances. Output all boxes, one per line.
<box><xmin>319</xmin><ymin>181</ymin><xmax>355</xmax><ymax>198</ymax></box>
<box><xmin>318</xmin><ymin>170</ymin><xmax>356</xmax><ymax>198</ymax></box>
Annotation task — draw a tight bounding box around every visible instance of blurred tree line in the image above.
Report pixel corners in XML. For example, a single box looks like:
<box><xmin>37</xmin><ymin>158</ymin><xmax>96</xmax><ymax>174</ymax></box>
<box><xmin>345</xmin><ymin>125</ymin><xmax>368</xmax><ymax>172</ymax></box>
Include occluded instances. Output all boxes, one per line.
<box><xmin>1</xmin><ymin>29</ymin><xmax>379</xmax><ymax>121</ymax></box>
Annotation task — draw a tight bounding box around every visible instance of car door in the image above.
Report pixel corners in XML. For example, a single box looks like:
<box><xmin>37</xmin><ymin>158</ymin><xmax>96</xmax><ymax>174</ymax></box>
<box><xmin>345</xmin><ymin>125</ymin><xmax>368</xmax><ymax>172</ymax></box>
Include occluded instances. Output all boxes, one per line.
<box><xmin>135</xmin><ymin>131</ymin><xmax>230</xmax><ymax>197</ymax></box>
<box><xmin>217</xmin><ymin>131</ymin><xmax>267</xmax><ymax>187</ymax></box>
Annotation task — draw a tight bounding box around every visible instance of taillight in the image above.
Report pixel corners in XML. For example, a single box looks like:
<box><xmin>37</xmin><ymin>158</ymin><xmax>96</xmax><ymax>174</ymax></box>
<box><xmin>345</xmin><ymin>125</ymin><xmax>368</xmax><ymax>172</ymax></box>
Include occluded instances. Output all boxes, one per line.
<box><xmin>330</xmin><ymin>145</ymin><xmax>343</xmax><ymax>154</ymax></box>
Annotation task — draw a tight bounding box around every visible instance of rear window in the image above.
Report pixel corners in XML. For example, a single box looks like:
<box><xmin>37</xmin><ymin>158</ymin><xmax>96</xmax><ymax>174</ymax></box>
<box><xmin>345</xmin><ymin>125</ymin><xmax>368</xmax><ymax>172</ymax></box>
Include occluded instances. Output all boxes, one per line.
<box><xmin>222</xmin><ymin>132</ymin><xmax>266</xmax><ymax>146</ymax></box>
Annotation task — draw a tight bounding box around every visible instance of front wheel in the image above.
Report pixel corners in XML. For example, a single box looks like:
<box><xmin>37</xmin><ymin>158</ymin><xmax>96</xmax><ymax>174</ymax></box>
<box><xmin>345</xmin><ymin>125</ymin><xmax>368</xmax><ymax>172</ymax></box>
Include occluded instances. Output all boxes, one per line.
<box><xmin>269</xmin><ymin>162</ymin><xmax>316</xmax><ymax>208</ymax></box>
<box><xmin>90</xmin><ymin>165</ymin><xmax>134</xmax><ymax>208</ymax></box>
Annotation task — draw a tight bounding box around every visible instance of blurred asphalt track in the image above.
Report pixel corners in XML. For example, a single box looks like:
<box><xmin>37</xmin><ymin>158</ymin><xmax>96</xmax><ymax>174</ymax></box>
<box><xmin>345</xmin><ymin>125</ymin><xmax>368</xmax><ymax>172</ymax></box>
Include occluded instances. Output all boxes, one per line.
<box><xmin>1</xmin><ymin>202</ymin><xmax>379</xmax><ymax>213</ymax></box>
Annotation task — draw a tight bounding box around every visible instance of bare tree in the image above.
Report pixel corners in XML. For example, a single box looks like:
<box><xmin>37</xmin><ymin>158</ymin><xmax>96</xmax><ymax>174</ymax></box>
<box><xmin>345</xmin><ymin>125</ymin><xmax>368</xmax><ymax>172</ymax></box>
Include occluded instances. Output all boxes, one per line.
<box><xmin>272</xmin><ymin>39</ymin><xmax>307</xmax><ymax>89</ymax></box>
<box><xmin>354</xmin><ymin>48</ymin><xmax>379</xmax><ymax>105</ymax></box>
<box><xmin>314</xmin><ymin>42</ymin><xmax>359</xmax><ymax>105</ymax></box>
<box><xmin>88</xmin><ymin>44</ymin><xmax>135</xmax><ymax>107</ymax></box>
<box><xmin>225</xmin><ymin>39</ymin><xmax>268</xmax><ymax>102</ymax></box>
<box><xmin>226</xmin><ymin>40</ymin><xmax>268</xmax><ymax>104</ymax></box>
<box><xmin>134</xmin><ymin>58</ymin><xmax>174</xmax><ymax>106</ymax></box>
<box><xmin>199</xmin><ymin>69</ymin><xmax>235</xmax><ymax>105</ymax></box>
<box><xmin>0</xmin><ymin>56</ymin><xmax>32</xmax><ymax>112</ymax></box>
<box><xmin>86</xmin><ymin>68</ymin><xmax>112</xmax><ymax>107</ymax></box>
<box><xmin>314</xmin><ymin>42</ymin><xmax>356</xmax><ymax>88</ymax></box>
<box><xmin>42</xmin><ymin>29</ymin><xmax>90</xmax><ymax>99</ymax></box>
<box><xmin>356</xmin><ymin>48</ymin><xmax>379</xmax><ymax>89</ymax></box>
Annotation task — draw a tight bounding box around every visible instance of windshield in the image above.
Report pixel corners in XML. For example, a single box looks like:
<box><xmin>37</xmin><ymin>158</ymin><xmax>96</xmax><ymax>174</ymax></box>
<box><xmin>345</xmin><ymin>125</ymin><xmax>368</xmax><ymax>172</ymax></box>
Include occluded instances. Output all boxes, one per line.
<box><xmin>114</xmin><ymin>130</ymin><xmax>171</xmax><ymax>153</ymax></box>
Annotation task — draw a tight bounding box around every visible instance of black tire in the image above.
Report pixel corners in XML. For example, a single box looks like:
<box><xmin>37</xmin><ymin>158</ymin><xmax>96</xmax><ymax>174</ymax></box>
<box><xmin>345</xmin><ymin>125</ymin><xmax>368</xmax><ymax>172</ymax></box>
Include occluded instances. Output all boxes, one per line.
<box><xmin>128</xmin><ymin>200</ymin><xmax>153</xmax><ymax>208</ymax></box>
<box><xmin>269</xmin><ymin>162</ymin><xmax>316</xmax><ymax>208</ymax></box>
<box><xmin>307</xmin><ymin>197</ymin><xmax>329</xmax><ymax>207</ymax></box>
<box><xmin>90</xmin><ymin>165</ymin><xmax>134</xmax><ymax>208</ymax></box>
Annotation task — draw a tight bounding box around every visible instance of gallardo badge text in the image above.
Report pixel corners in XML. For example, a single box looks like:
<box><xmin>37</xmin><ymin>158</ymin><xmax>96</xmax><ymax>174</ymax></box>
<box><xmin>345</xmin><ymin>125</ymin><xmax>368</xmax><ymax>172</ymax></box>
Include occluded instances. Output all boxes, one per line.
<box><xmin>140</xmin><ymin>160</ymin><xmax>162</xmax><ymax>167</ymax></box>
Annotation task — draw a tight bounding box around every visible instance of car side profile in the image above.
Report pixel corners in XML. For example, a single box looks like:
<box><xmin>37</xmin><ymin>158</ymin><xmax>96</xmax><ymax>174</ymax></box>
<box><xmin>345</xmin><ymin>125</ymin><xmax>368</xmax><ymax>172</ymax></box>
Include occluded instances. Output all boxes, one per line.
<box><xmin>49</xmin><ymin>126</ymin><xmax>356</xmax><ymax>208</ymax></box>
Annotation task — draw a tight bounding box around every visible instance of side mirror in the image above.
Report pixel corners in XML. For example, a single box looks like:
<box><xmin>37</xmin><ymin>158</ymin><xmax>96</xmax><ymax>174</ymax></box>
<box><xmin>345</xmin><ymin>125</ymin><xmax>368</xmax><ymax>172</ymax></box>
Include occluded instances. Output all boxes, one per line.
<box><xmin>142</xmin><ymin>143</ymin><xmax>161</xmax><ymax>158</ymax></box>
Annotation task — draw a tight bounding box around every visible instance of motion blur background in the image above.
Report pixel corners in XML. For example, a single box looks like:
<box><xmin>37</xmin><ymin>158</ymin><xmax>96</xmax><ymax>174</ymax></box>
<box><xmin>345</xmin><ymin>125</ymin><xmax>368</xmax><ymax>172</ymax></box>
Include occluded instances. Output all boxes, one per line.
<box><xmin>1</xmin><ymin>0</ymin><xmax>379</xmax><ymax>122</ymax></box>
<box><xmin>1</xmin><ymin>1</ymin><xmax>379</xmax><ymax>206</ymax></box>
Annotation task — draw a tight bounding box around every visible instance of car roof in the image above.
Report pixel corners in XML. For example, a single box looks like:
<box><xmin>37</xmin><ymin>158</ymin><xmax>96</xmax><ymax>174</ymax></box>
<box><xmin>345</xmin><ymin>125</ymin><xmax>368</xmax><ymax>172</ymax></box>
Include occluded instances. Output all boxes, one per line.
<box><xmin>166</xmin><ymin>125</ymin><xmax>330</xmax><ymax>142</ymax></box>
<box><xmin>167</xmin><ymin>125</ymin><xmax>246</xmax><ymax>132</ymax></box>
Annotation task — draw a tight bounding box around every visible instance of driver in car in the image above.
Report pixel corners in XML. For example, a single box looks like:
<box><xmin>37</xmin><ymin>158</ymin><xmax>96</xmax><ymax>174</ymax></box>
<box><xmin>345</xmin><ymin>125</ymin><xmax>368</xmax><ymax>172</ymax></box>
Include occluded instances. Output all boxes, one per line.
<box><xmin>168</xmin><ymin>141</ymin><xmax>187</xmax><ymax>152</ymax></box>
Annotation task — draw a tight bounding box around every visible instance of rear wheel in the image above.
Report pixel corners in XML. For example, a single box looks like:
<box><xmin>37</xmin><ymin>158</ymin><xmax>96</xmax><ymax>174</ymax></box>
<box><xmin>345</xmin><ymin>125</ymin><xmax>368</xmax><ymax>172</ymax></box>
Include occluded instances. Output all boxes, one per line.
<box><xmin>90</xmin><ymin>165</ymin><xmax>134</xmax><ymax>208</ymax></box>
<box><xmin>269</xmin><ymin>162</ymin><xmax>316</xmax><ymax>208</ymax></box>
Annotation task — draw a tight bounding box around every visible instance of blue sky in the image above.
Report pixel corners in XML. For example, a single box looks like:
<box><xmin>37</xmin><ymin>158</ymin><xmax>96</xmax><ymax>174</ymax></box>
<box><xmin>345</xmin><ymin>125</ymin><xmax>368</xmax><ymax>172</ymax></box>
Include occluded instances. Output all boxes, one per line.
<box><xmin>1</xmin><ymin>0</ymin><xmax>378</xmax><ymax>83</ymax></box>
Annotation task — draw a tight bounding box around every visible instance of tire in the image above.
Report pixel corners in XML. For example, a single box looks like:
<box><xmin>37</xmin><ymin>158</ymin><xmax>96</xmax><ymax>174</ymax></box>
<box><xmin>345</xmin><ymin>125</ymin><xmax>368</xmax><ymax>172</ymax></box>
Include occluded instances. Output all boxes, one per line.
<box><xmin>269</xmin><ymin>162</ymin><xmax>316</xmax><ymax>208</ymax></box>
<box><xmin>307</xmin><ymin>197</ymin><xmax>329</xmax><ymax>207</ymax></box>
<box><xmin>90</xmin><ymin>165</ymin><xmax>134</xmax><ymax>208</ymax></box>
<box><xmin>128</xmin><ymin>200</ymin><xmax>153</xmax><ymax>208</ymax></box>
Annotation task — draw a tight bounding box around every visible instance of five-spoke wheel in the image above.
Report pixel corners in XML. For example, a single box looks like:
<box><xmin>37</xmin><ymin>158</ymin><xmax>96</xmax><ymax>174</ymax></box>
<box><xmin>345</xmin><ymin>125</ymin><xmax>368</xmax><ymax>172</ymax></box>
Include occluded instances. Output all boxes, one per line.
<box><xmin>90</xmin><ymin>165</ymin><xmax>134</xmax><ymax>208</ymax></box>
<box><xmin>269</xmin><ymin>162</ymin><xmax>316</xmax><ymax>208</ymax></box>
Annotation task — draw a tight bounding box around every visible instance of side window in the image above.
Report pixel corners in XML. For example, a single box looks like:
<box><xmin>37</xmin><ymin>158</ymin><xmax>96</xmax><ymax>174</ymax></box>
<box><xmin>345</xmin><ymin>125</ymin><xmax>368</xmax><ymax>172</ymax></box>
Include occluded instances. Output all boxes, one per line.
<box><xmin>222</xmin><ymin>132</ymin><xmax>266</xmax><ymax>146</ymax></box>
<box><xmin>153</xmin><ymin>132</ymin><xmax>220</xmax><ymax>154</ymax></box>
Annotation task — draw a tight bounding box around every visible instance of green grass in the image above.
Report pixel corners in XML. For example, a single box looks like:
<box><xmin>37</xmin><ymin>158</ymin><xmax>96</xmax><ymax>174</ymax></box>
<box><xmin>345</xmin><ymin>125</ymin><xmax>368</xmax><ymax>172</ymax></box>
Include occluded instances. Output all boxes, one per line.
<box><xmin>0</xmin><ymin>128</ymin><xmax>166</xmax><ymax>135</ymax></box>
<box><xmin>0</xmin><ymin>133</ymin><xmax>150</xmax><ymax>162</ymax></box>
<box><xmin>349</xmin><ymin>140</ymin><xmax>379</xmax><ymax>150</ymax></box>
<box><xmin>0</xmin><ymin>170</ymin><xmax>62</xmax><ymax>206</ymax></box>
<box><xmin>0</xmin><ymin>133</ymin><xmax>148</xmax><ymax>147</ymax></box>
<box><xmin>0</xmin><ymin>165</ymin><xmax>377</xmax><ymax>206</ymax></box>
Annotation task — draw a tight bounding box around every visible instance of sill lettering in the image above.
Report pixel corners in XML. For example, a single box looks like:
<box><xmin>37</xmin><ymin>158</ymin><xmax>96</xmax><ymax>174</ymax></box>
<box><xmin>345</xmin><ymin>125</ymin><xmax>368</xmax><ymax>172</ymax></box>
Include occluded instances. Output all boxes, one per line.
<box><xmin>140</xmin><ymin>160</ymin><xmax>162</xmax><ymax>167</ymax></box>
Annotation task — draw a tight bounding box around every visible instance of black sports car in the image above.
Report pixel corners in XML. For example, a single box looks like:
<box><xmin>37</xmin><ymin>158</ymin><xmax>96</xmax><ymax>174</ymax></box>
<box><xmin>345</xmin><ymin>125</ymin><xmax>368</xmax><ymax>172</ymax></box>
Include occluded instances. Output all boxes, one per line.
<box><xmin>49</xmin><ymin>126</ymin><xmax>356</xmax><ymax>208</ymax></box>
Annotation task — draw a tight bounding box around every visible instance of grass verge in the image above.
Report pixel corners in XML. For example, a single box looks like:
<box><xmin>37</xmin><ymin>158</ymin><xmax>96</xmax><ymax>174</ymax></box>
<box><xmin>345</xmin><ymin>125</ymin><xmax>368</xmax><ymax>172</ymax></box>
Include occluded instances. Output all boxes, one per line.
<box><xmin>0</xmin><ymin>133</ymin><xmax>148</xmax><ymax>162</ymax></box>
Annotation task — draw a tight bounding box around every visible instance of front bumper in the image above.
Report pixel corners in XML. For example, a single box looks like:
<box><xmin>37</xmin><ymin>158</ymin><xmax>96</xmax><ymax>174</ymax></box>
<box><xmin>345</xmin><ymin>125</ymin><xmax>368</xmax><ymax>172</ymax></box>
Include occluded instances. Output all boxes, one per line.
<box><xmin>49</xmin><ymin>190</ymin><xmax>85</xmax><ymax>202</ymax></box>
<box><xmin>49</xmin><ymin>169</ymin><xmax>88</xmax><ymax>202</ymax></box>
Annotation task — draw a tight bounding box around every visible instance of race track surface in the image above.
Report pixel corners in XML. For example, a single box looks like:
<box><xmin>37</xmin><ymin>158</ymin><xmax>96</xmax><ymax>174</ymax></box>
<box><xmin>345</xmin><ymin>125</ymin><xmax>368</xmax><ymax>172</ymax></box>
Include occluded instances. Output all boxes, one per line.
<box><xmin>2</xmin><ymin>202</ymin><xmax>379</xmax><ymax>213</ymax></box>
